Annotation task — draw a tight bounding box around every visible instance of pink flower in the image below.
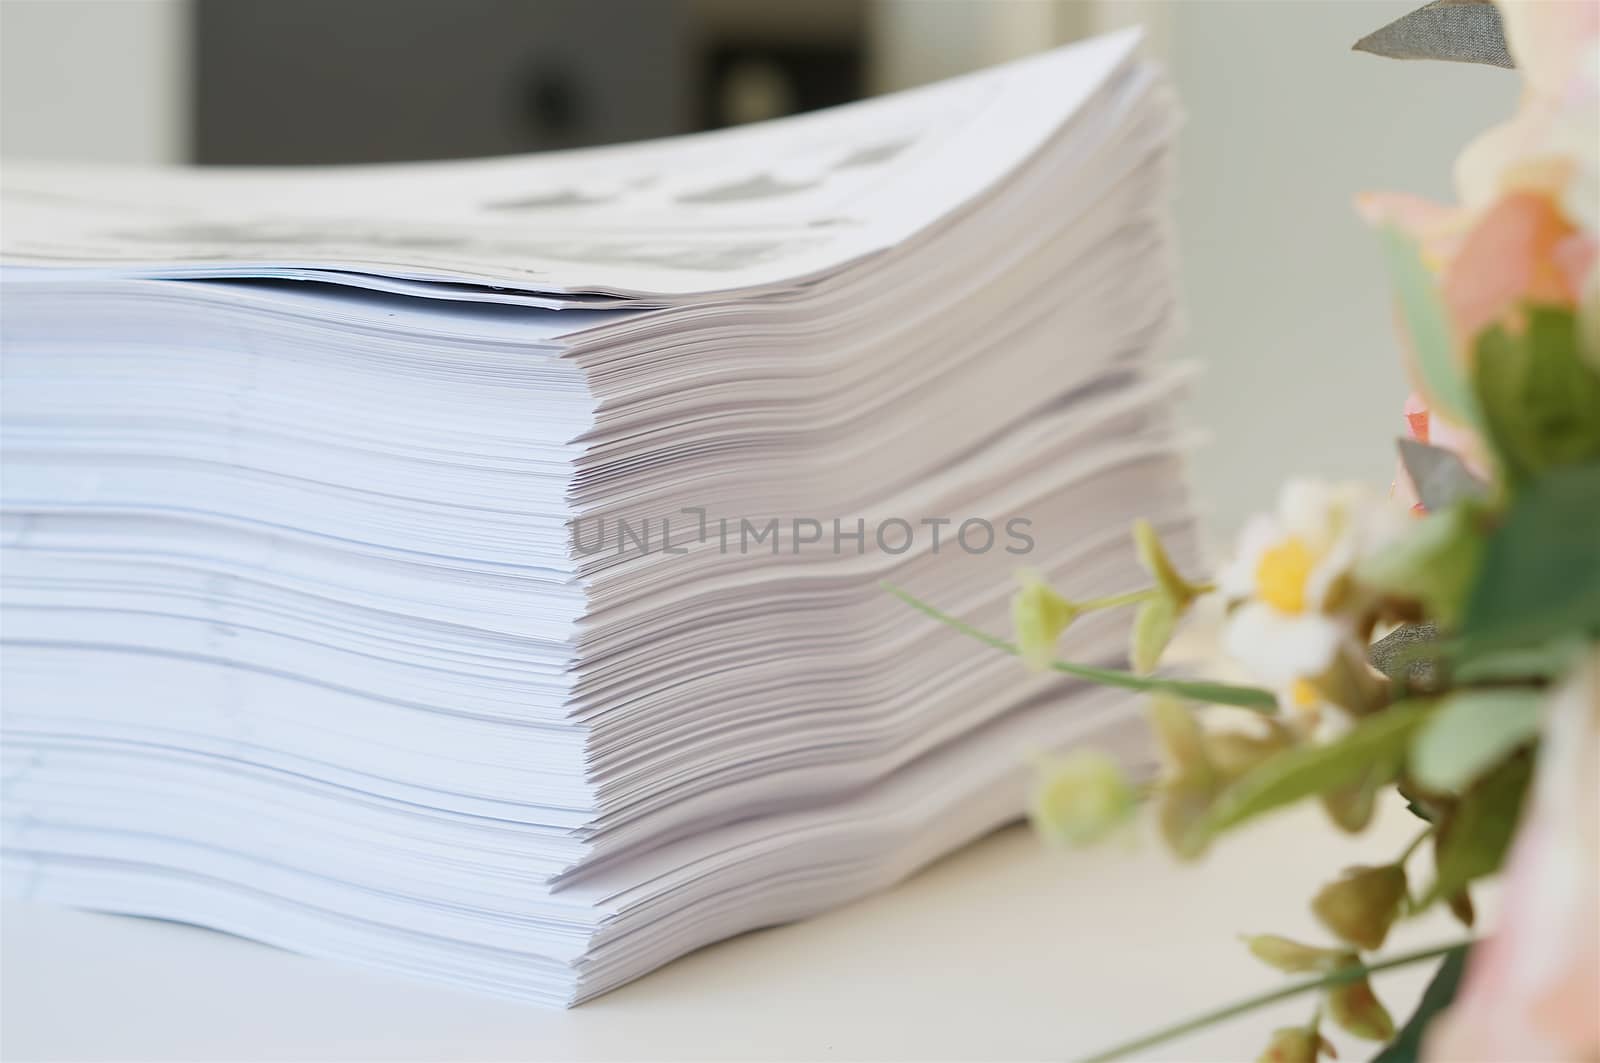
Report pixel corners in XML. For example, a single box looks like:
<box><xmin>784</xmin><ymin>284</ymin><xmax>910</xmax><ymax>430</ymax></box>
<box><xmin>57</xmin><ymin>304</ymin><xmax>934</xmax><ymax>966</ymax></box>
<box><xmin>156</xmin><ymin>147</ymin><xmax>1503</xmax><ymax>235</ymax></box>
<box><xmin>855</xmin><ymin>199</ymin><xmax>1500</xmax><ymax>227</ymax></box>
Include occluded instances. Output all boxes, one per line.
<box><xmin>1442</xmin><ymin>191</ymin><xmax>1594</xmax><ymax>341</ymax></box>
<box><xmin>1423</xmin><ymin>648</ymin><xmax>1600</xmax><ymax>1062</ymax></box>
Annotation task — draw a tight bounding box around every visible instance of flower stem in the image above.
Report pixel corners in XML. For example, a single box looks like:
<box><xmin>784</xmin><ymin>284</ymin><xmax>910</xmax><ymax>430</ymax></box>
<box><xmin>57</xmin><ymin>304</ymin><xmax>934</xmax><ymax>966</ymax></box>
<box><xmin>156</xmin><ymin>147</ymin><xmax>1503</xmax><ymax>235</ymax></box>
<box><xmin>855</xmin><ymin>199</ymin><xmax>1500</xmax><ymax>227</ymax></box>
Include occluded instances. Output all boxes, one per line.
<box><xmin>1076</xmin><ymin>588</ymin><xmax>1161</xmax><ymax>611</ymax></box>
<box><xmin>1076</xmin><ymin>582</ymin><xmax>1218</xmax><ymax>613</ymax></box>
<box><xmin>1073</xmin><ymin>940</ymin><xmax>1474</xmax><ymax>1063</ymax></box>
<box><xmin>883</xmin><ymin>583</ymin><xmax>1277</xmax><ymax>712</ymax></box>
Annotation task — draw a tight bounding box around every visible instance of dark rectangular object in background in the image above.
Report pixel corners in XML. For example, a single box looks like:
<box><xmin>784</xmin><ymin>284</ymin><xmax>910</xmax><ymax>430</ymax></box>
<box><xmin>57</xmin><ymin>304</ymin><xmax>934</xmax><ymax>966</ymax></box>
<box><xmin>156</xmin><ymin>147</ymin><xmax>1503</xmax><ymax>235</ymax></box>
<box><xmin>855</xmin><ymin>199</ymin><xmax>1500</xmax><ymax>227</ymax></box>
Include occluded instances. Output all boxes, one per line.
<box><xmin>193</xmin><ymin>0</ymin><xmax>692</xmax><ymax>164</ymax></box>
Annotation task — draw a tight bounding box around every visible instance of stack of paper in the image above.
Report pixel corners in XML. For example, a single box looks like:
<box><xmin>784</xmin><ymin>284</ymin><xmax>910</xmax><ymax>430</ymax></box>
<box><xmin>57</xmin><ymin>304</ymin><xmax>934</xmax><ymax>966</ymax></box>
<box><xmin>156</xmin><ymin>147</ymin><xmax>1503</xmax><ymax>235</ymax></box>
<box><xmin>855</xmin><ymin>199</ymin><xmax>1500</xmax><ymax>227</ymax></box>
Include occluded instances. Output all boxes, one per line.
<box><xmin>1</xmin><ymin>30</ymin><xmax>1195</xmax><ymax>1004</ymax></box>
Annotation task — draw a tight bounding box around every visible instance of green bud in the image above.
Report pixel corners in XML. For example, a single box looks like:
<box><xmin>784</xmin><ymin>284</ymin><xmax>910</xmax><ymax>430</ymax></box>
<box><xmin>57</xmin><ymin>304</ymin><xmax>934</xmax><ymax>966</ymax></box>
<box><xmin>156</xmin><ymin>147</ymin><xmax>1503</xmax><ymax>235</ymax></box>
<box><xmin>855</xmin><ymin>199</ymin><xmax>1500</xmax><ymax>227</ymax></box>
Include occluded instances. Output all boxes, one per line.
<box><xmin>1242</xmin><ymin>934</ymin><xmax>1356</xmax><ymax>974</ymax></box>
<box><xmin>1028</xmin><ymin>751</ymin><xmax>1136</xmax><ymax>847</ymax></box>
<box><xmin>1130</xmin><ymin>595</ymin><xmax>1177</xmax><ymax>675</ymax></box>
<box><xmin>1312</xmin><ymin>864</ymin><xmax>1408</xmax><ymax>951</ymax></box>
<box><xmin>1011</xmin><ymin>571</ymin><xmax>1080</xmax><ymax>672</ymax></box>
<box><xmin>1326</xmin><ymin>977</ymin><xmax>1395</xmax><ymax>1042</ymax></box>
<box><xmin>1255</xmin><ymin>1027</ymin><xmax>1321</xmax><ymax>1063</ymax></box>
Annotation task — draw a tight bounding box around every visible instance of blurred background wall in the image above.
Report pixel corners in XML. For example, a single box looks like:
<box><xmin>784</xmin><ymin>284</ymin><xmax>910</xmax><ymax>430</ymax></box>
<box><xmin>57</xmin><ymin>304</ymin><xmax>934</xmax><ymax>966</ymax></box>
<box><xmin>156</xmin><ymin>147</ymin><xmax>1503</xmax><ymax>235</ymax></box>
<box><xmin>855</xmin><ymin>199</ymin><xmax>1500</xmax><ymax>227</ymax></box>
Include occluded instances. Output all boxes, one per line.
<box><xmin>0</xmin><ymin>0</ymin><xmax>1518</xmax><ymax>545</ymax></box>
<box><xmin>0</xmin><ymin>0</ymin><xmax>188</xmax><ymax>163</ymax></box>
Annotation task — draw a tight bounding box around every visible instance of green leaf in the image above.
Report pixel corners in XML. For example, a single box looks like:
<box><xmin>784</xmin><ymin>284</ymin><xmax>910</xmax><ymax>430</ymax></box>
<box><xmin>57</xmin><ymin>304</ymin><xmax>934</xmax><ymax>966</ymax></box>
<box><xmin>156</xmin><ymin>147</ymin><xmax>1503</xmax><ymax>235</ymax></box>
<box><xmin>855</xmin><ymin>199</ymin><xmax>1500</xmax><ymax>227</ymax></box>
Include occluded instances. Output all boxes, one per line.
<box><xmin>1369</xmin><ymin>947</ymin><xmax>1470</xmax><ymax>1063</ymax></box>
<box><xmin>884</xmin><ymin>584</ymin><xmax>1278</xmax><ymax>712</ymax></box>
<box><xmin>1459</xmin><ymin>459</ymin><xmax>1600</xmax><ymax>653</ymax></box>
<box><xmin>1473</xmin><ymin>306</ymin><xmax>1600</xmax><ymax>480</ymax></box>
<box><xmin>1411</xmin><ymin>689</ymin><xmax>1542</xmax><ymax>793</ymax></box>
<box><xmin>1191</xmin><ymin>702</ymin><xmax>1434</xmax><ymax>846</ymax></box>
<box><xmin>1421</xmin><ymin>754</ymin><xmax>1531</xmax><ymax>907</ymax></box>
<box><xmin>1381</xmin><ymin>228</ymin><xmax>1478</xmax><ymax>428</ymax></box>
<box><xmin>1397</xmin><ymin>438</ymin><xmax>1489</xmax><ymax>512</ymax></box>
<box><xmin>1453</xmin><ymin>637</ymin><xmax>1588</xmax><ymax>683</ymax></box>
<box><xmin>1358</xmin><ymin>503</ymin><xmax>1484</xmax><ymax>628</ymax></box>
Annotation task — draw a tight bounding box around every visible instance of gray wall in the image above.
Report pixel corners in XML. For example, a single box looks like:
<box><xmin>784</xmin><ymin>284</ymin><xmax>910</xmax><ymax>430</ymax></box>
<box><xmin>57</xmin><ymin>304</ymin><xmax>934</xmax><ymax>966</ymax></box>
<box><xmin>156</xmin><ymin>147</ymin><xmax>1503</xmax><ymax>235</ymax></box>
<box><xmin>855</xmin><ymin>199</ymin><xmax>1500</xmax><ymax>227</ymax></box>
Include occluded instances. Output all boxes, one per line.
<box><xmin>0</xmin><ymin>0</ymin><xmax>189</xmax><ymax>164</ymax></box>
<box><xmin>1168</xmin><ymin>0</ymin><xmax>1516</xmax><ymax>542</ymax></box>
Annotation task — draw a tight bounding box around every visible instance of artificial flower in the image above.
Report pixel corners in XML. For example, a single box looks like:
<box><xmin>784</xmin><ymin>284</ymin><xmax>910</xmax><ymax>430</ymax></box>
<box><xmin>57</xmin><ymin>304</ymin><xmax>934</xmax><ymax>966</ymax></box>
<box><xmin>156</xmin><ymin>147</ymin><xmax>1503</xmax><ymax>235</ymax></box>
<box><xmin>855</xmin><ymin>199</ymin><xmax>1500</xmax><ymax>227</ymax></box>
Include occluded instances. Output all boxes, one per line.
<box><xmin>1219</xmin><ymin>480</ymin><xmax>1405</xmax><ymax>713</ymax></box>
<box><xmin>1423</xmin><ymin>648</ymin><xmax>1600</xmax><ymax>1062</ymax></box>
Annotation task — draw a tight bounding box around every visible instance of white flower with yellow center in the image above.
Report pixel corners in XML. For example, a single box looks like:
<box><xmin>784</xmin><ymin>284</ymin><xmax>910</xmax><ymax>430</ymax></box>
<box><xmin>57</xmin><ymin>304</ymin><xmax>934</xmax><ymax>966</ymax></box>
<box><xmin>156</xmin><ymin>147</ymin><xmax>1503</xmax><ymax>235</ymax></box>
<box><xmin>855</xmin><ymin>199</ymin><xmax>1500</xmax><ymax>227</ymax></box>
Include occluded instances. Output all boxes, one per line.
<box><xmin>1219</xmin><ymin>480</ymin><xmax>1407</xmax><ymax>713</ymax></box>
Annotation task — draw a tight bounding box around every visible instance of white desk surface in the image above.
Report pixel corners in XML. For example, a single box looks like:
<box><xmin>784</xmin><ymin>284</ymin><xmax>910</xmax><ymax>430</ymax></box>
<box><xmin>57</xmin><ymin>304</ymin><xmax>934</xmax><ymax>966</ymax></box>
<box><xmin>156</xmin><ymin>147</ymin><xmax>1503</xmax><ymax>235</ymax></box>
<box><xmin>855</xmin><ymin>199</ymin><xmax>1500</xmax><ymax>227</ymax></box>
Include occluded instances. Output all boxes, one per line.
<box><xmin>3</xmin><ymin>801</ymin><xmax>1461</xmax><ymax>1062</ymax></box>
